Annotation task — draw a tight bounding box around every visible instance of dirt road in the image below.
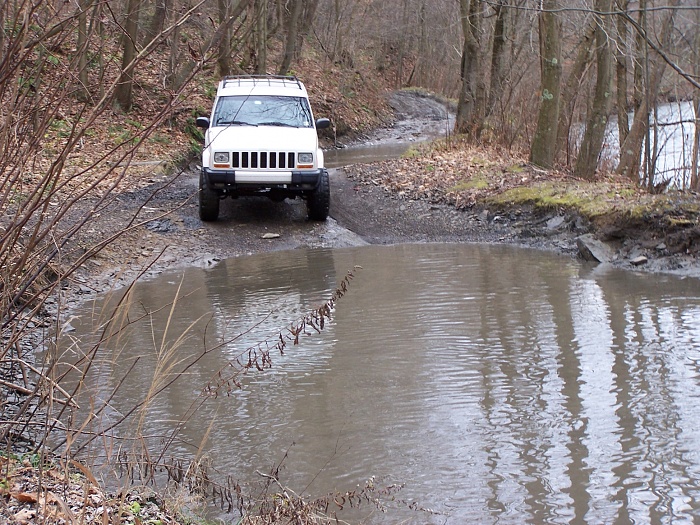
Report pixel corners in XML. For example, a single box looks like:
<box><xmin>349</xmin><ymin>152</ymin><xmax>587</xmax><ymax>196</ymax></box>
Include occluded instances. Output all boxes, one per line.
<box><xmin>70</xmin><ymin>164</ymin><xmax>521</xmax><ymax>297</ymax></box>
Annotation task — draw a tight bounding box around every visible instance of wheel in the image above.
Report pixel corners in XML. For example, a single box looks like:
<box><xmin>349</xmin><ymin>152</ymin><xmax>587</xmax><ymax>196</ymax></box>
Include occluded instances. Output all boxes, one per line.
<box><xmin>307</xmin><ymin>170</ymin><xmax>330</xmax><ymax>221</ymax></box>
<box><xmin>199</xmin><ymin>171</ymin><xmax>220</xmax><ymax>221</ymax></box>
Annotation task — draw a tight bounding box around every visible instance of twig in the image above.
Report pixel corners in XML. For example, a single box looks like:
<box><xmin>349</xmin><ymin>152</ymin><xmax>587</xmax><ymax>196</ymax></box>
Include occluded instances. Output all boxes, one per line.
<box><xmin>10</xmin><ymin>358</ymin><xmax>79</xmax><ymax>408</ymax></box>
<box><xmin>0</xmin><ymin>379</ymin><xmax>77</xmax><ymax>408</ymax></box>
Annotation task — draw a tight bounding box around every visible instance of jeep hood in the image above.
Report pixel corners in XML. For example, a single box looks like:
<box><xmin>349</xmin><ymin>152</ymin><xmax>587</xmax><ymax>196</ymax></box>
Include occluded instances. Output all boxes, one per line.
<box><xmin>206</xmin><ymin>126</ymin><xmax>318</xmax><ymax>151</ymax></box>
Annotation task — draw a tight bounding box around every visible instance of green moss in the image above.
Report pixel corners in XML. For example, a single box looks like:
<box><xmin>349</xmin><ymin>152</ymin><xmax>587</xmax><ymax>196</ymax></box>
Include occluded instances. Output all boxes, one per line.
<box><xmin>402</xmin><ymin>147</ymin><xmax>421</xmax><ymax>158</ymax></box>
<box><xmin>125</xmin><ymin>118</ymin><xmax>144</xmax><ymax>130</ymax></box>
<box><xmin>149</xmin><ymin>133</ymin><xmax>172</xmax><ymax>145</ymax></box>
<box><xmin>487</xmin><ymin>183</ymin><xmax>615</xmax><ymax>218</ymax></box>
<box><xmin>450</xmin><ymin>176</ymin><xmax>488</xmax><ymax>192</ymax></box>
<box><xmin>506</xmin><ymin>164</ymin><xmax>526</xmax><ymax>174</ymax></box>
<box><xmin>48</xmin><ymin>118</ymin><xmax>71</xmax><ymax>138</ymax></box>
<box><xmin>611</xmin><ymin>188</ymin><xmax>638</xmax><ymax>198</ymax></box>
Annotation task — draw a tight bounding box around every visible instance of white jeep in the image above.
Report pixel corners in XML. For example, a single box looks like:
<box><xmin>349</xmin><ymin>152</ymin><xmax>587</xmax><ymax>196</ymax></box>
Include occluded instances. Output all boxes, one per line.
<box><xmin>196</xmin><ymin>75</ymin><xmax>331</xmax><ymax>221</ymax></box>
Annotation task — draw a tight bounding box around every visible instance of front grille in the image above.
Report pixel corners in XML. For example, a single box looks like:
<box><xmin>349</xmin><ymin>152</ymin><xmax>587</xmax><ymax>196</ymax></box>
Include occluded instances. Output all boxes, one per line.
<box><xmin>231</xmin><ymin>151</ymin><xmax>296</xmax><ymax>169</ymax></box>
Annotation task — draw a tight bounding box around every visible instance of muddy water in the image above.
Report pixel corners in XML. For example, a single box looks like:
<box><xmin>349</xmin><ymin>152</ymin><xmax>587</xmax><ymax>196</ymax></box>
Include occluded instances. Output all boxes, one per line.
<box><xmin>325</xmin><ymin>140</ymin><xmax>418</xmax><ymax>168</ymax></box>
<box><xmin>63</xmin><ymin>244</ymin><xmax>700</xmax><ymax>524</ymax></box>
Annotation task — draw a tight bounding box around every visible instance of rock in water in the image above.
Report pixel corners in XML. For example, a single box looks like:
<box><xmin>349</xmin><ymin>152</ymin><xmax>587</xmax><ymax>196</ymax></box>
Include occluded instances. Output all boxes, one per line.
<box><xmin>576</xmin><ymin>234</ymin><xmax>615</xmax><ymax>263</ymax></box>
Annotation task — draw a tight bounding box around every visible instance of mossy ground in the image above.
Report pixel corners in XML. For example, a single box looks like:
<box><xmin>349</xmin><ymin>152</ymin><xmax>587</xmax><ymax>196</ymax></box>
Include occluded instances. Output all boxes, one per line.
<box><xmin>355</xmin><ymin>135</ymin><xmax>700</xmax><ymax>256</ymax></box>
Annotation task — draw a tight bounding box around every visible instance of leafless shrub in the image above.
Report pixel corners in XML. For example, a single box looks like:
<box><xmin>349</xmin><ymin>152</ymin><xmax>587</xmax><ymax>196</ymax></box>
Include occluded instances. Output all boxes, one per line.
<box><xmin>0</xmin><ymin>0</ymin><xmax>218</xmax><ymax>448</ymax></box>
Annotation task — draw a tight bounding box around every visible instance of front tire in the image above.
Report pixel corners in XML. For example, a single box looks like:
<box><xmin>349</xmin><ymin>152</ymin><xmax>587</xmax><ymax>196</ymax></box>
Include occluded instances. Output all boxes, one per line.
<box><xmin>199</xmin><ymin>171</ymin><xmax>220</xmax><ymax>221</ymax></box>
<box><xmin>307</xmin><ymin>170</ymin><xmax>330</xmax><ymax>221</ymax></box>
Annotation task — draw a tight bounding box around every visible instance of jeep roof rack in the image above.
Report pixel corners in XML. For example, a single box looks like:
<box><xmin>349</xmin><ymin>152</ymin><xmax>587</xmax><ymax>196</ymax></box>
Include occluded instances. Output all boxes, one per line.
<box><xmin>221</xmin><ymin>75</ymin><xmax>303</xmax><ymax>90</ymax></box>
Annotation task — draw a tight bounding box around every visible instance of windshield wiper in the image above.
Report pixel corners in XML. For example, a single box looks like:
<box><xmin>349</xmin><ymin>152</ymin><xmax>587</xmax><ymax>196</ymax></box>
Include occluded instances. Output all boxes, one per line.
<box><xmin>217</xmin><ymin>120</ymin><xmax>257</xmax><ymax>126</ymax></box>
<box><xmin>258</xmin><ymin>121</ymin><xmax>297</xmax><ymax>127</ymax></box>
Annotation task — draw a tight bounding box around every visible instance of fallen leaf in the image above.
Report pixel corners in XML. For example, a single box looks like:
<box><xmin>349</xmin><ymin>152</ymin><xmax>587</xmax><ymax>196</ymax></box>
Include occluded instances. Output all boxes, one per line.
<box><xmin>12</xmin><ymin>491</ymin><xmax>39</xmax><ymax>503</ymax></box>
<box><xmin>13</xmin><ymin>508</ymin><xmax>36</xmax><ymax>524</ymax></box>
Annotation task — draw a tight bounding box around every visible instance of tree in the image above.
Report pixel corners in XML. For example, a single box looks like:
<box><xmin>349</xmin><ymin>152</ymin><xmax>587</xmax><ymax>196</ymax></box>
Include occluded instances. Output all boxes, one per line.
<box><xmin>168</xmin><ymin>0</ymin><xmax>252</xmax><ymax>90</ymax></box>
<box><xmin>486</xmin><ymin>0</ymin><xmax>508</xmax><ymax>118</ymax></box>
<box><xmin>616</xmin><ymin>0</ymin><xmax>680</xmax><ymax>182</ymax></box>
<box><xmin>145</xmin><ymin>0</ymin><xmax>171</xmax><ymax>46</ymax></box>
<box><xmin>114</xmin><ymin>0</ymin><xmax>141</xmax><ymax>112</ymax></box>
<box><xmin>278</xmin><ymin>0</ymin><xmax>303</xmax><ymax>75</ymax></box>
<box><xmin>555</xmin><ymin>18</ymin><xmax>595</xmax><ymax>164</ymax></box>
<box><xmin>692</xmin><ymin>92</ymin><xmax>699</xmax><ymax>190</ymax></box>
<box><xmin>76</xmin><ymin>0</ymin><xmax>92</xmax><ymax>102</ymax></box>
<box><xmin>218</xmin><ymin>0</ymin><xmax>233</xmax><ymax>76</ymax></box>
<box><xmin>574</xmin><ymin>0</ymin><xmax>614</xmax><ymax>179</ymax></box>
<box><xmin>615</xmin><ymin>0</ymin><xmax>631</xmax><ymax>146</ymax></box>
<box><xmin>454</xmin><ymin>0</ymin><xmax>482</xmax><ymax>136</ymax></box>
<box><xmin>691</xmin><ymin>2</ymin><xmax>700</xmax><ymax>191</ymax></box>
<box><xmin>253</xmin><ymin>0</ymin><xmax>268</xmax><ymax>74</ymax></box>
<box><xmin>529</xmin><ymin>0</ymin><xmax>562</xmax><ymax>169</ymax></box>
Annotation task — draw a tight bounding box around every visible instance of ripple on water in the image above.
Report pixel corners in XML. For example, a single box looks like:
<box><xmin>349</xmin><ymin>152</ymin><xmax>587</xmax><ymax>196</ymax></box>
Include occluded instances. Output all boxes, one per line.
<box><xmin>62</xmin><ymin>244</ymin><xmax>700</xmax><ymax>524</ymax></box>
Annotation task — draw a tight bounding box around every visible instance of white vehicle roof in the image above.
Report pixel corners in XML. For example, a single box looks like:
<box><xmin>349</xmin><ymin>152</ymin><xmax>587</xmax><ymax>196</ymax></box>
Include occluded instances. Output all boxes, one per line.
<box><xmin>216</xmin><ymin>75</ymin><xmax>308</xmax><ymax>98</ymax></box>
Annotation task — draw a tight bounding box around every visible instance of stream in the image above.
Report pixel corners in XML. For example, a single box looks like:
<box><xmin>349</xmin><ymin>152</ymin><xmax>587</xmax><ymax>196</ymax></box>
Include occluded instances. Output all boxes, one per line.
<box><xmin>60</xmin><ymin>243</ymin><xmax>700</xmax><ymax>524</ymax></box>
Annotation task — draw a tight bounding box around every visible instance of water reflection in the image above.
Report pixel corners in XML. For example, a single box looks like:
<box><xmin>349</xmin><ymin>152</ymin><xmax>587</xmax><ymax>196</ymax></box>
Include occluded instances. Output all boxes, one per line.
<box><xmin>325</xmin><ymin>141</ymin><xmax>418</xmax><ymax>168</ymax></box>
<box><xmin>59</xmin><ymin>244</ymin><xmax>700</xmax><ymax>524</ymax></box>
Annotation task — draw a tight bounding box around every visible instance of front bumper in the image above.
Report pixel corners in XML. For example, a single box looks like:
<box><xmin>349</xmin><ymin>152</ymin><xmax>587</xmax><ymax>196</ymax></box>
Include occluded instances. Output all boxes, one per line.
<box><xmin>203</xmin><ymin>167</ymin><xmax>324</xmax><ymax>189</ymax></box>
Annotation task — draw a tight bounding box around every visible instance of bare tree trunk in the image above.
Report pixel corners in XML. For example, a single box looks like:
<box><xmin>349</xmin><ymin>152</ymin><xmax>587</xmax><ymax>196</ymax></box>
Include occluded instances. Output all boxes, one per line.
<box><xmin>691</xmin><ymin>7</ymin><xmax>700</xmax><ymax>191</ymax></box>
<box><xmin>331</xmin><ymin>0</ymin><xmax>342</xmax><ymax>62</ymax></box>
<box><xmin>473</xmin><ymin>2</ymin><xmax>486</xmax><ymax>128</ymax></box>
<box><xmin>574</xmin><ymin>0</ymin><xmax>614</xmax><ymax>179</ymax></box>
<box><xmin>254</xmin><ymin>0</ymin><xmax>268</xmax><ymax>74</ymax></box>
<box><xmin>616</xmin><ymin>0</ymin><xmax>679</xmax><ymax>181</ymax></box>
<box><xmin>114</xmin><ymin>0</ymin><xmax>141</xmax><ymax>112</ymax></box>
<box><xmin>301</xmin><ymin>0</ymin><xmax>319</xmax><ymax>36</ymax></box>
<box><xmin>218</xmin><ymin>0</ymin><xmax>232</xmax><ymax>76</ymax></box>
<box><xmin>168</xmin><ymin>7</ymin><xmax>181</xmax><ymax>86</ymax></box>
<box><xmin>76</xmin><ymin>0</ymin><xmax>92</xmax><ymax>102</ymax></box>
<box><xmin>145</xmin><ymin>0</ymin><xmax>170</xmax><ymax>45</ymax></box>
<box><xmin>555</xmin><ymin>18</ymin><xmax>595</xmax><ymax>165</ymax></box>
<box><xmin>632</xmin><ymin>0</ymin><xmax>645</xmax><ymax>111</ymax></box>
<box><xmin>278</xmin><ymin>0</ymin><xmax>303</xmax><ymax>75</ymax></box>
<box><xmin>412</xmin><ymin>0</ymin><xmax>426</xmax><ymax>85</ymax></box>
<box><xmin>529</xmin><ymin>0</ymin><xmax>562</xmax><ymax>169</ymax></box>
<box><xmin>454</xmin><ymin>0</ymin><xmax>480</xmax><ymax>136</ymax></box>
<box><xmin>395</xmin><ymin>0</ymin><xmax>411</xmax><ymax>87</ymax></box>
<box><xmin>615</xmin><ymin>0</ymin><xmax>630</xmax><ymax>146</ymax></box>
<box><xmin>95</xmin><ymin>0</ymin><xmax>106</xmax><ymax>99</ymax></box>
<box><xmin>692</xmin><ymin>96</ymin><xmax>700</xmax><ymax>191</ymax></box>
<box><xmin>0</xmin><ymin>1</ymin><xmax>4</xmax><ymax>54</ymax></box>
<box><xmin>486</xmin><ymin>0</ymin><xmax>508</xmax><ymax>115</ymax></box>
<box><xmin>295</xmin><ymin>0</ymin><xmax>319</xmax><ymax>60</ymax></box>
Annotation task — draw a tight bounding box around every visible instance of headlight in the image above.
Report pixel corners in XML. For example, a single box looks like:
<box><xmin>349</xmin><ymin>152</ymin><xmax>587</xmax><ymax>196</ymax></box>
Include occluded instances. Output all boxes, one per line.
<box><xmin>297</xmin><ymin>153</ymin><xmax>313</xmax><ymax>165</ymax></box>
<box><xmin>213</xmin><ymin>152</ymin><xmax>229</xmax><ymax>164</ymax></box>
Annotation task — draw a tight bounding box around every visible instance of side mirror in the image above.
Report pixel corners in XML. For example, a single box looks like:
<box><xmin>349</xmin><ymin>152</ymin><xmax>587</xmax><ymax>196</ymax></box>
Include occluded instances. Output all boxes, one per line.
<box><xmin>315</xmin><ymin>118</ymin><xmax>331</xmax><ymax>130</ymax></box>
<box><xmin>196</xmin><ymin>116</ymin><xmax>210</xmax><ymax>129</ymax></box>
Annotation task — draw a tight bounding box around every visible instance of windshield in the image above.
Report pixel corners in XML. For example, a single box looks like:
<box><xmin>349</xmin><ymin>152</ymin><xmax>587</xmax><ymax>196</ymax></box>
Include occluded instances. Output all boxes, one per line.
<box><xmin>213</xmin><ymin>95</ymin><xmax>313</xmax><ymax>128</ymax></box>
